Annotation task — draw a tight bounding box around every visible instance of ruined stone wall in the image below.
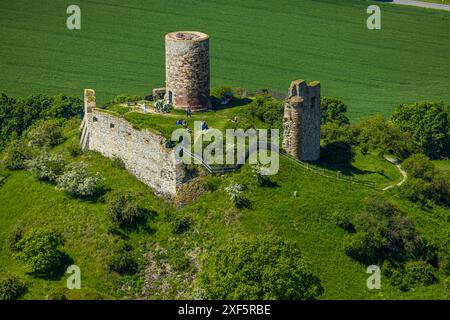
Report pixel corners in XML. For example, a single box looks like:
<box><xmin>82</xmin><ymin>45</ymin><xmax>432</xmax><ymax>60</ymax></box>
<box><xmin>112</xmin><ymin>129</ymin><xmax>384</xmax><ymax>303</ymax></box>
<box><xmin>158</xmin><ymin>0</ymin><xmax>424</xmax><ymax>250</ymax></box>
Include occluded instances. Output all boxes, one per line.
<box><xmin>80</xmin><ymin>90</ymin><xmax>185</xmax><ymax>199</ymax></box>
<box><xmin>282</xmin><ymin>80</ymin><xmax>321</xmax><ymax>161</ymax></box>
<box><xmin>165</xmin><ymin>31</ymin><xmax>210</xmax><ymax>112</ymax></box>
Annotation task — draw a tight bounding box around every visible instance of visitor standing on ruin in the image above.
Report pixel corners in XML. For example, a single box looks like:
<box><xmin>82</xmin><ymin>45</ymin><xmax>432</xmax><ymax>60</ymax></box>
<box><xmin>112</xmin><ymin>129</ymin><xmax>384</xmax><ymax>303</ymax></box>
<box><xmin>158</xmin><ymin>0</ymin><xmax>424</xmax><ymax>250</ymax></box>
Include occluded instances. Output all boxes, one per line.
<box><xmin>186</xmin><ymin>107</ymin><xmax>192</xmax><ymax>118</ymax></box>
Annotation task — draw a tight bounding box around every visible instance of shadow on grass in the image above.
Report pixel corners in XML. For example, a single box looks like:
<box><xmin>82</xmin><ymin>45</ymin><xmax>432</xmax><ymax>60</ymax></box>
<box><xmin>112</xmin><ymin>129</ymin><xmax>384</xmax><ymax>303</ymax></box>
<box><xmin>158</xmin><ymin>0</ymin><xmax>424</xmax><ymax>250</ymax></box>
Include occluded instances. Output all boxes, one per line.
<box><xmin>315</xmin><ymin>160</ymin><xmax>380</xmax><ymax>178</ymax></box>
<box><xmin>210</xmin><ymin>96</ymin><xmax>252</xmax><ymax>111</ymax></box>
<box><xmin>29</xmin><ymin>253</ymin><xmax>74</xmax><ymax>280</ymax></box>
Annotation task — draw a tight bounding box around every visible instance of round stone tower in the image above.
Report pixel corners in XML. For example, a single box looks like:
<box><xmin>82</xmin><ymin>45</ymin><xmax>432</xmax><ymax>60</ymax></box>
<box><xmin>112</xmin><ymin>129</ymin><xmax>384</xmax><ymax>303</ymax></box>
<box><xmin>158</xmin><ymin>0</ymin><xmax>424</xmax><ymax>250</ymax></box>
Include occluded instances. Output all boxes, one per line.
<box><xmin>165</xmin><ymin>31</ymin><xmax>211</xmax><ymax>112</ymax></box>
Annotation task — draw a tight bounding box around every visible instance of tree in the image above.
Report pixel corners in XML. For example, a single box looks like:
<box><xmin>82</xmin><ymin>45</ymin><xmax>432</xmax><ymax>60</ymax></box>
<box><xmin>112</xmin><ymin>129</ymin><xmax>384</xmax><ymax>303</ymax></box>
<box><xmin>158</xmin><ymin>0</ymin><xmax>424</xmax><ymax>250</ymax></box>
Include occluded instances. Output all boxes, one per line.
<box><xmin>401</xmin><ymin>154</ymin><xmax>450</xmax><ymax>206</ymax></box>
<box><xmin>13</xmin><ymin>229</ymin><xmax>66</xmax><ymax>276</ymax></box>
<box><xmin>356</xmin><ymin>114</ymin><xmax>417</xmax><ymax>159</ymax></box>
<box><xmin>343</xmin><ymin>194</ymin><xmax>422</xmax><ymax>264</ymax></box>
<box><xmin>320</xmin><ymin>97</ymin><xmax>350</xmax><ymax>125</ymax></box>
<box><xmin>26</xmin><ymin>119</ymin><xmax>65</xmax><ymax>148</ymax></box>
<box><xmin>200</xmin><ymin>236</ymin><xmax>323</xmax><ymax>300</ymax></box>
<box><xmin>391</xmin><ymin>102</ymin><xmax>450</xmax><ymax>159</ymax></box>
<box><xmin>46</xmin><ymin>95</ymin><xmax>83</xmax><ymax>119</ymax></box>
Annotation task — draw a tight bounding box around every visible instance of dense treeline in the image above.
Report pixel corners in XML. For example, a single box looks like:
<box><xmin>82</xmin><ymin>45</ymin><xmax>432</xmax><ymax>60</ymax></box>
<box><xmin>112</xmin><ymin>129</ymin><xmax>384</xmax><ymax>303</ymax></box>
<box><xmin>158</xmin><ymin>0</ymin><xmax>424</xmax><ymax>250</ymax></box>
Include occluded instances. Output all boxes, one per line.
<box><xmin>0</xmin><ymin>93</ymin><xmax>83</xmax><ymax>149</ymax></box>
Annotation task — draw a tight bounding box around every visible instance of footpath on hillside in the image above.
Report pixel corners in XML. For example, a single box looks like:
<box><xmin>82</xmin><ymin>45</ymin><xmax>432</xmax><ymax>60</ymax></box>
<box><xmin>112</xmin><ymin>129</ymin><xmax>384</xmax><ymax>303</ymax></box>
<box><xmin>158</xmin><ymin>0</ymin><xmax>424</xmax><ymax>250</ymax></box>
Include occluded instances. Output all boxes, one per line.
<box><xmin>382</xmin><ymin>156</ymin><xmax>408</xmax><ymax>191</ymax></box>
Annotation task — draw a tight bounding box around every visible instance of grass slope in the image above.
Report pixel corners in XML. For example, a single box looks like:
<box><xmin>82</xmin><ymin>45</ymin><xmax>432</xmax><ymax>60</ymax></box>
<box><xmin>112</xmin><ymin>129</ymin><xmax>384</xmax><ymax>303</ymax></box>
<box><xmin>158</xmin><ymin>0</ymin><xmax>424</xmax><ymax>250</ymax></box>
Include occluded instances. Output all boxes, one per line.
<box><xmin>0</xmin><ymin>0</ymin><xmax>450</xmax><ymax>120</ymax></box>
<box><xmin>0</xmin><ymin>120</ymin><xmax>448</xmax><ymax>299</ymax></box>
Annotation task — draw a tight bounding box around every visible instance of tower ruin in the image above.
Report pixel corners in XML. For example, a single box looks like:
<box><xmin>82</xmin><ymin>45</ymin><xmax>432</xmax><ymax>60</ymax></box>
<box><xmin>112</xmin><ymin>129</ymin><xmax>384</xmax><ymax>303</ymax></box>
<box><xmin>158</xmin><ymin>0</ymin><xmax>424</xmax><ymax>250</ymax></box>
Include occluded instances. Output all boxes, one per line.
<box><xmin>282</xmin><ymin>80</ymin><xmax>321</xmax><ymax>161</ymax></box>
<box><xmin>165</xmin><ymin>31</ymin><xmax>210</xmax><ymax>112</ymax></box>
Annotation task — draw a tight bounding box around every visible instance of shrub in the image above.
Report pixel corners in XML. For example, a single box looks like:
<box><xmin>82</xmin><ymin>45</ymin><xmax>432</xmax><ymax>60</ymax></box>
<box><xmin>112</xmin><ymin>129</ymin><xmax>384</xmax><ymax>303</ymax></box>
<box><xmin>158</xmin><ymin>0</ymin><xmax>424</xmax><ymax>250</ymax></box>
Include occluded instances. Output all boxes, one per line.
<box><xmin>402</xmin><ymin>261</ymin><xmax>437</xmax><ymax>286</ymax></box>
<box><xmin>251</xmin><ymin>164</ymin><xmax>265</xmax><ymax>186</ymax></box>
<box><xmin>2</xmin><ymin>140</ymin><xmax>32</xmax><ymax>170</ymax></box>
<box><xmin>8</xmin><ymin>227</ymin><xmax>24</xmax><ymax>253</ymax></box>
<box><xmin>344</xmin><ymin>194</ymin><xmax>422</xmax><ymax>264</ymax></box>
<box><xmin>199</xmin><ymin>235</ymin><xmax>323</xmax><ymax>300</ymax></box>
<box><xmin>245</xmin><ymin>94</ymin><xmax>284</xmax><ymax>129</ymax></box>
<box><xmin>108</xmin><ymin>242</ymin><xmax>138</xmax><ymax>275</ymax></box>
<box><xmin>211</xmin><ymin>86</ymin><xmax>234</xmax><ymax>100</ymax></box>
<box><xmin>56</xmin><ymin>162</ymin><xmax>103</xmax><ymax>198</ymax></box>
<box><xmin>332</xmin><ymin>211</ymin><xmax>355</xmax><ymax>233</ymax></box>
<box><xmin>26</xmin><ymin>151</ymin><xmax>65</xmax><ymax>183</ymax></box>
<box><xmin>27</xmin><ymin>119</ymin><xmax>65</xmax><ymax>148</ymax></box>
<box><xmin>13</xmin><ymin>229</ymin><xmax>66</xmax><ymax>276</ymax></box>
<box><xmin>225</xmin><ymin>182</ymin><xmax>248</xmax><ymax>208</ymax></box>
<box><xmin>0</xmin><ymin>275</ymin><xmax>27</xmax><ymax>300</ymax></box>
<box><xmin>171</xmin><ymin>216</ymin><xmax>194</xmax><ymax>235</ymax></box>
<box><xmin>67</xmin><ymin>142</ymin><xmax>82</xmax><ymax>157</ymax></box>
<box><xmin>444</xmin><ymin>276</ymin><xmax>450</xmax><ymax>298</ymax></box>
<box><xmin>105</xmin><ymin>191</ymin><xmax>148</xmax><ymax>228</ymax></box>
<box><xmin>46</xmin><ymin>288</ymin><xmax>68</xmax><ymax>300</ymax></box>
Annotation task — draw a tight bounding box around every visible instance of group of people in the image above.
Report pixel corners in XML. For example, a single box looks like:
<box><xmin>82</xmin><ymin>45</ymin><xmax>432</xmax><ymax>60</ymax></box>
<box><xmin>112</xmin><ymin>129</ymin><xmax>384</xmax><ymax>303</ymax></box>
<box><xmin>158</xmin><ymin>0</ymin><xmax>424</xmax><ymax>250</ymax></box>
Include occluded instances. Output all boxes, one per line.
<box><xmin>175</xmin><ymin>119</ymin><xmax>209</xmax><ymax>133</ymax></box>
<box><xmin>176</xmin><ymin>119</ymin><xmax>190</xmax><ymax>132</ymax></box>
<box><xmin>153</xmin><ymin>100</ymin><xmax>171</xmax><ymax>113</ymax></box>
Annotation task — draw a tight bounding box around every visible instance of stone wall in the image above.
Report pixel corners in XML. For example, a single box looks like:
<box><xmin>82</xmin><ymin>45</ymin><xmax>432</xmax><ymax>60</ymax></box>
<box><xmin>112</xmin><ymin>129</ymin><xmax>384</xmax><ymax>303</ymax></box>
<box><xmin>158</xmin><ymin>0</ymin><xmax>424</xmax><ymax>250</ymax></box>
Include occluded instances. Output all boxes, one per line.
<box><xmin>80</xmin><ymin>89</ymin><xmax>186</xmax><ymax>199</ymax></box>
<box><xmin>282</xmin><ymin>80</ymin><xmax>321</xmax><ymax>161</ymax></box>
<box><xmin>165</xmin><ymin>31</ymin><xmax>210</xmax><ymax>112</ymax></box>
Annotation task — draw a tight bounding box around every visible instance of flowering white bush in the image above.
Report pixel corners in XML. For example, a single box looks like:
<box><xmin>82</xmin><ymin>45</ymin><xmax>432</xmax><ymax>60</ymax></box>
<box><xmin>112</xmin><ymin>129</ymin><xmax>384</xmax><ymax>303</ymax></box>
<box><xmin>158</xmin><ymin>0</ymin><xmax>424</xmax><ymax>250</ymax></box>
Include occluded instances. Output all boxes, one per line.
<box><xmin>26</xmin><ymin>152</ymin><xmax>65</xmax><ymax>183</ymax></box>
<box><xmin>225</xmin><ymin>182</ymin><xmax>244</xmax><ymax>207</ymax></box>
<box><xmin>56</xmin><ymin>162</ymin><xmax>103</xmax><ymax>198</ymax></box>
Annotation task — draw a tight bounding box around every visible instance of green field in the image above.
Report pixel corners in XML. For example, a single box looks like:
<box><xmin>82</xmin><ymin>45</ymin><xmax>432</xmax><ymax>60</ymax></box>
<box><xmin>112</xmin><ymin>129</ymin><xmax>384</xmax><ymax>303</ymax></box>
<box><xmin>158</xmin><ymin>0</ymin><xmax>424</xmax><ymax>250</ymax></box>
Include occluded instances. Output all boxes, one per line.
<box><xmin>1</xmin><ymin>0</ymin><xmax>450</xmax><ymax>120</ymax></box>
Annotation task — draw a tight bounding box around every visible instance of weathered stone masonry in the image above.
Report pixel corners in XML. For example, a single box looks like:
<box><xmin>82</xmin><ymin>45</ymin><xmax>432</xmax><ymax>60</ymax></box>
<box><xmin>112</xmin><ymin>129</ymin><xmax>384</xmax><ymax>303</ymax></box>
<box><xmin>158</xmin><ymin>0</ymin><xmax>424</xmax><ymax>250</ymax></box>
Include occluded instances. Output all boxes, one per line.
<box><xmin>80</xmin><ymin>89</ymin><xmax>187</xmax><ymax>199</ymax></box>
<box><xmin>282</xmin><ymin>80</ymin><xmax>321</xmax><ymax>161</ymax></box>
<box><xmin>165</xmin><ymin>31</ymin><xmax>210</xmax><ymax>112</ymax></box>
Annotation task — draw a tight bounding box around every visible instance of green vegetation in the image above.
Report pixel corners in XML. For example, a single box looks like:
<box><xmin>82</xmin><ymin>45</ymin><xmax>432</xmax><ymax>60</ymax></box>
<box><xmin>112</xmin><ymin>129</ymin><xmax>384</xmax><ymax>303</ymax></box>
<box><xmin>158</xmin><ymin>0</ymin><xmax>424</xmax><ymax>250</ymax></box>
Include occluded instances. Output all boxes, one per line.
<box><xmin>0</xmin><ymin>275</ymin><xmax>27</xmax><ymax>300</ymax></box>
<box><xmin>391</xmin><ymin>102</ymin><xmax>449</xmax><ymax>159</ymax></box>
<box><xmin>1</xmin><ymin>89</ymin><xmax>449</xmax><ymax>299</ymax></box>
<box><xmin>200</xmin><ymin>235</ymin><xmax>324</xmax><ymax>300</ymax></box>
<box><xmin>12</xmin><ymin>229</ymin><xmax>68</xmax><ymax>277</ymax></box>
<box><xmin>1</xmin><ymin>0</ymin><xmax>450</xmax><ymax>119</ymax></box>
<box><xmin>401</xmin><ymin>154</ymin><xmax>450</xmax><ymax>206</ymax></box>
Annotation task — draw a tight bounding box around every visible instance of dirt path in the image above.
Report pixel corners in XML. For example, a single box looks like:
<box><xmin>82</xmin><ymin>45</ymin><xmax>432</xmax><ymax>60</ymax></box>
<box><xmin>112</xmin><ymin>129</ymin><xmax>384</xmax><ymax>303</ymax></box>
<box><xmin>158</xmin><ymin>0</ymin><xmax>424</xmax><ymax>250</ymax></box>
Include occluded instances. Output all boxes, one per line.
<box><xmin>383</xmin><ymin>156</ymin><xmax>408</xmax><ymax>191</ymax></box>
<box><xmin>390</xmin><ymin>0</ymin><xmax>450</xmax><ymax>12</ymax></box>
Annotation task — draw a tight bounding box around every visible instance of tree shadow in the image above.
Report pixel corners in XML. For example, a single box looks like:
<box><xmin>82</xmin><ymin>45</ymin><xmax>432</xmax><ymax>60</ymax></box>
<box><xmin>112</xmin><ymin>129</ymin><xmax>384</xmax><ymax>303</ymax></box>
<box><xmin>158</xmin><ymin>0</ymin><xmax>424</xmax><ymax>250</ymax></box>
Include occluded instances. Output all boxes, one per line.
<box><xmin>261</xmin><ymin>178</ymin><xmax>279</xmax><ymax>188</ymax></box>
<box><xmin>315</xmin><ymin>160</ymin><xmax>379</xmax><ymax>178</ymax></box>
<box><xmin>210</xmin><ymin>96</ymin><xmax>252</xmax><ymax>111</ymax></box>
<box><xmin>30</xmin><ymin>252</ymin><xmax>74</xmax><ymax>280</ymax></box>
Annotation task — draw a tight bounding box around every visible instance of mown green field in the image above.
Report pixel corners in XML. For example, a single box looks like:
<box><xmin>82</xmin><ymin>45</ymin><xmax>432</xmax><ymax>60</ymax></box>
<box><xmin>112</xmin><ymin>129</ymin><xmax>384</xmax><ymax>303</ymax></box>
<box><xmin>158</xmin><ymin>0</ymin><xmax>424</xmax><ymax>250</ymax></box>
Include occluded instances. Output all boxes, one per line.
<box><xmin>0</xmin><ymin>0</ymin><xmax>450</xmax><ymax>120</ymax></box>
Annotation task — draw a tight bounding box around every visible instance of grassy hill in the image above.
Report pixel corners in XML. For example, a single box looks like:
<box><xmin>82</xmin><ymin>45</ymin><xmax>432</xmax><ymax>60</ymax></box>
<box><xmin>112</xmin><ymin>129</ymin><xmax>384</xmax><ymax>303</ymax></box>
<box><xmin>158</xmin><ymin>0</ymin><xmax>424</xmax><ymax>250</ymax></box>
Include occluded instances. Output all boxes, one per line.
<box><xmin>1</xmin><ymin>0</ymin><xmax>450</xmax><ymax>120</ymax></box>
<box><xmin>0</xmin><ymin>118</ymin><xmax>449</xmax><ymax>300</ymax></box>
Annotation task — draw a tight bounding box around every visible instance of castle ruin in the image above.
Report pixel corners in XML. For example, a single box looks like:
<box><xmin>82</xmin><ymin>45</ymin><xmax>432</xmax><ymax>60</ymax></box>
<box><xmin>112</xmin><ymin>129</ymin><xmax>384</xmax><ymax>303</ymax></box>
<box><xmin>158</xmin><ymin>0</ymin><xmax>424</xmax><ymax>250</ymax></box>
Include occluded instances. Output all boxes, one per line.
<box><xmin>165</xmin><ymin>31</ymin><xmax>211</xmax><ymax>111</ymax></box>
<box><xmin>79</xmin><ymin>32</ymin><xmax>322</xmax><ymax>200</ymax></box>
<box><xmin>282</xmin><ymin>80</ymin><xmax>321</xmax><ymax>161</ymax></box>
